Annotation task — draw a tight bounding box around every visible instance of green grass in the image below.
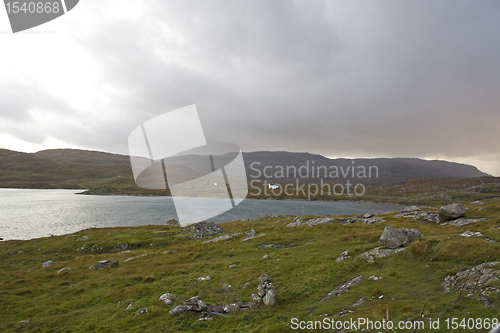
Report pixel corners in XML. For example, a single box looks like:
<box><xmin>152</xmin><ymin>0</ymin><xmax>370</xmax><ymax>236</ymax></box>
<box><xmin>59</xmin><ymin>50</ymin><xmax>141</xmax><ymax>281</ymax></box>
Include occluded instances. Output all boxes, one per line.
<box><xmin>1</xmin><ymin>201</ymin><xmax>500</xmax><ymax>332</ymax></box>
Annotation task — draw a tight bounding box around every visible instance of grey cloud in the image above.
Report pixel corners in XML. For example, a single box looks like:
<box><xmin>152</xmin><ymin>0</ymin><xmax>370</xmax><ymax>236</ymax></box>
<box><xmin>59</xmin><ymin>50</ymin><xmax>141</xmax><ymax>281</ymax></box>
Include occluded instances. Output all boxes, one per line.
<box><xmin>2</xmin><ymin>0</ymin><xmax>500</xmax><ymax>174</ymax></box>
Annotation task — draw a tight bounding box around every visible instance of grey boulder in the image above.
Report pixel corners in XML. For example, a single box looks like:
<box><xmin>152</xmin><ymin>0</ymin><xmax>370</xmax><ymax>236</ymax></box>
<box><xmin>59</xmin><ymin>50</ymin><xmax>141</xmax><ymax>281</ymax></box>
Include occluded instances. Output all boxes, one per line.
<box><xmin>378</xmin><ymin>226</ymin><xmax>424</xmax><ymax>249</ymax></box>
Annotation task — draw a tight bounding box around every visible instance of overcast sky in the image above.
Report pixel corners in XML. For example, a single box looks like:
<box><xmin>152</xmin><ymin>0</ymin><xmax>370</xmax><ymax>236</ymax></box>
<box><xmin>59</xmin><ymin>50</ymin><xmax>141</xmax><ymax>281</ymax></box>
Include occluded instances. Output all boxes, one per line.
<box><xmin>1</xmin><ymin>0</ymin><xmax>500</xmax><ymax>175</ymax></box>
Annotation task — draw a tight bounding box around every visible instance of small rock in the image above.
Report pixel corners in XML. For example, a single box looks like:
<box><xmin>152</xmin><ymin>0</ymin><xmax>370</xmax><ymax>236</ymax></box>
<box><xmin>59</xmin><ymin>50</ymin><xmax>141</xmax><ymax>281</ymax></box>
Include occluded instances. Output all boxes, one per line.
<box><xmin>469</xmin><ymin>201</ymin><xmax>484</xmax><ymax>205</ymax></box>
<box><xmin>262</xmin><ymin>254</ymin><xmax>269</xmax><ymax>260</ymax></box>
<box><xmin>57</xmin><ymin>267</ymin><xmax>70</xmax><ymax>274</ymax></box>
<box><xmin>222</xmin><ymin>283</ymin><xmax>232</xmax><ymax>291</ymax></box>
<box><xmin>460</xmin><ymin>231</ymin><xmax>483</xmax><ymax>237</ymax></box>
<box><xmin>363</xmin><ymin>213</ymin><xmax>374</xmax><ymax>218</ymax></box>
<box><xmin>245</xmin><ymin>229</ymin><xmax>256</xmax><ymax>238</ymax></box>
<box><xmin>401</xmin><ymin>206</ymin><xmax>420</xmax><ymax>213</ymax></box>
<box><xmin>127</xmin><ymin>302</ymin><xmax>134</xmax><ymax>309</ymax></box>
<box><xmin>42</xmin><ymin>260</ymin><xmax>55</xmax><ymax>268</ymax></box>
<box><xmin>136</xmin><ymin>308</ymin><xmax>149</xmax><ymax>315</ymax></box>
<box><xmin>335</xmin><ymin>250</ymin><xmax>350</xmax><ymax>262</ymax></box>
<box><xmin>199</xmin><ymin>312</ymin><xmax>213</xmax><ymax>321</ymax></box>
<box><xmin>95</xmin><ymin>260</ymin><xmax>119</xmax><ymax>269</ymax></box>
<box><xmin>196</xmin><ymin>276</ymin><xmax>211</xmax><ymax>281</ymax></box>
<box><xmin>169</xmin><ymin>305</ymin><xmax>188</xmax><ymax>316</ymax></box>
<box><xmin>439</xmin><ymin>203</ymin><xmax>465</xmax><ymax>220</ymax></box>
<box><xmin>368</xmin><ymin>275</ymin><xmax>382</xmax><ymax>281</ymax></box>
<box><xmin>159</xmin><ymin>293</ymin><xmax>175</xmax><ymax>305</ymax></box>
<box><xmin>353</xmin><ymin>296</ymin><xmax>365</xmax><ymax>306</ymax></box>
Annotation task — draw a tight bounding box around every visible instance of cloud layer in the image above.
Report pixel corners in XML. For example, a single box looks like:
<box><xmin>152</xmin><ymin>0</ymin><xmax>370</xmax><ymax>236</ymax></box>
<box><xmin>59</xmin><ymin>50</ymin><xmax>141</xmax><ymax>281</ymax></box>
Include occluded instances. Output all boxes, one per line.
<box><xmin>1</xmin><ymin>0</ymin><xmax>499</xmax><ymax>174</ymax></box>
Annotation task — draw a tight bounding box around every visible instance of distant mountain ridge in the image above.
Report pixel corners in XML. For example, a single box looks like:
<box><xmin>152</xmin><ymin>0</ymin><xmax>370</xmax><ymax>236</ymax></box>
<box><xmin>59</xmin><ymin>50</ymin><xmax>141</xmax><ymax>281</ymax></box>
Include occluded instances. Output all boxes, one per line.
<box><xmin>0</xmin><ymin>148</ymin><xmax>490</xmax><ymax>190</ymax></box>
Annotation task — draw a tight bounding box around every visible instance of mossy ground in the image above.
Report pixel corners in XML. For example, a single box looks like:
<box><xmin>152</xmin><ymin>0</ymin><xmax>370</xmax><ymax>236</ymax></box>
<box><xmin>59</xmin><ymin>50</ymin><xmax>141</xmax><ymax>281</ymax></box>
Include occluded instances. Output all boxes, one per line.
<box><xmin>1</xmin><ymin>200</ymin><xmax>500</xmax><ymax>332</ymax></box>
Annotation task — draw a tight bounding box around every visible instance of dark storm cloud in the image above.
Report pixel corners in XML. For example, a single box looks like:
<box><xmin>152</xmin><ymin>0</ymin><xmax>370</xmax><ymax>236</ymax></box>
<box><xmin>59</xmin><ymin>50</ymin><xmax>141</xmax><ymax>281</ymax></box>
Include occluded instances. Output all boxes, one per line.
<box><xmin>1</xmin><ymin>0</ymin><xmax>500</xmax><ymax>173</ymax></box>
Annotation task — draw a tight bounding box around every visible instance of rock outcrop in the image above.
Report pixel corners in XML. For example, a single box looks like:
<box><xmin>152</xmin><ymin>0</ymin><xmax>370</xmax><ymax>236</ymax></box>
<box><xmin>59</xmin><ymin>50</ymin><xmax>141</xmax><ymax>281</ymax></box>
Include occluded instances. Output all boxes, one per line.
<box><xmin>439</xmin><ymin>203</ymin><xmax>465</xmax><ymax>220</ymax></box>
<box><xmin>442</xmin><ymin>262</ymin><xmax>500</xmax><ymax>293</ymax></box>
<box><xmin>190</xmin><ymin>221</ymin><xmax>224</xmax><ymax>238</ymax></box>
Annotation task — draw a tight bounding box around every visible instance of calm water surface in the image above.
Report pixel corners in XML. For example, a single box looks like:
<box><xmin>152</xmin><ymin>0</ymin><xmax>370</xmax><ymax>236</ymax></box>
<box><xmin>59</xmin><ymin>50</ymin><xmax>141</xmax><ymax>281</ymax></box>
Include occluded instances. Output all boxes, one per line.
<box><xmin>0</xmin><ymin>189</ymin><xmax>402</xmax><ymax>240</ymax></box>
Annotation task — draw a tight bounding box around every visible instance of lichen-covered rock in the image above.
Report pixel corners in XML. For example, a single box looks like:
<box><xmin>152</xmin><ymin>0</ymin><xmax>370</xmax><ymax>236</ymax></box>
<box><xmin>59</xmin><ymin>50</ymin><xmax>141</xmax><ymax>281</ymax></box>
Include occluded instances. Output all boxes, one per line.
<box><xmin>439</xmin><ymin>203</ymin><xmax>465</xmax><ymax>220</ymax></box>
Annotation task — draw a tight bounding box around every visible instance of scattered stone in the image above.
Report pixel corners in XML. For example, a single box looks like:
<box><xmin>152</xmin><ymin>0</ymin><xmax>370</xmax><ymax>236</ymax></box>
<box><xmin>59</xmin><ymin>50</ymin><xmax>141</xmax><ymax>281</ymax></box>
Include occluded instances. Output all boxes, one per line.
<box><xmin>242</xmin><ymin>282</ymin><xmax>252</xmax><ymax>289</ymax></box>
<box><xmin>286</xmin><ymin>221</ymin><xmax>304</xmax><ymax>227</ymax></box>
<box><xmin>159</xmin><ymin>293</ymin><xmax>175</xmax><ymax>305</ymax></box>
<box><xmin>450</xmin><ymin>218</ymin><xmax>486</xmax><ymax>227</ymax></box>
<box><xmin>442</xmin><ymin>262</ymin><xmax>500</xmax><ymax>292</ymax></box>
<box><xmin>199</xmin><ymin>312</ymin><xmax>213</xmax><ymax>321</ymax></box>
<box><xmin>306</xmin><ymin>218</ymin><xmax>335</xmax><ymax>226</ymax></box>
<box><xmin>252</xmin><ymin>274</ymin><xmax>276</xmax><ymax>306</ymax></box>
<box><xmin>322</xmin><ymin>275</ymin><xmax>362</xmax><ymax>300</ymax></box>
<box><xmin>359</xmin><ymin>252</ymin><xmax>375</xmax><ymax>263</ymax></box>
<box><xmin>401</xmin><ymin>206</ymin><xmax>420</xmax><ymax>213</ymax></box>
<box><xmin>88</xmin><ymin>265</ymin><xmax>95</xmax><ymax>269</ymax></box>
<box><xmin>359</xmin><ymin>246</ymin><xmax>406</xmax><ymax>263</ymax></box>
<box><xmin>469</xmin><ymin>201</ymin><xmax>484</xmax><ymax>206</ymax></box>
<box><xmin>363</xmin><ymin>217</ymin><xmax>385</xmax><ymax>224</ymax></box>
<box><xmin>229</xmin><ymin>264</ymin><xmax>236</xmax><ymax>268</ymax></box>
<box><xmin>42</xmin><ymin>260</ymin><xmax>55</xmax><ymax>268</ymax></box>
<box><xmin>368</xmin><ymin>275</ymin><xmax>382</xmax><ymax>281</ymax></box>
<box><xmin>190</xmin><ymin>221</ymin><xmax>224</xmax><ymax>238</ymax></box>
<box><xmin>257</xmin><ymin>244</ymin><xmax>291</xmax><ymax>249</ymax></box>
<box><xmin>378</xmin><ymin>226</ymin><xmax>423</xmax><ymax>249</ymax></box>
<box><xmin>115</xmin><ymin>244</ymin><xmax>130</xmax><ymax>250</ymax></box>
<box><xmin>169</xmin><ymin>305</ymin><xmax>187</xmax><ymax>316</ymax></box>
<box><xmin>353</xmin><ymin>297</ymin><xmax>365</xmax><ymax>306</ymax></box>
<box><xmin>222</xmin><ymin>283</ymin><xmax>232</xmax><ymax>291</ymax></box>
<box><xmin>57</xmin><ymin>267</ymin><xmax>70</xmax><ymax>274</ymax></box>
<box><xmin>196</xmin><ymin>276</ymin><xmax>211</xmax><ymax>281</ymax></box>
<box><xmin>245</xmin><ymin>229</ymin><xmax>256</xmax><ymax>238</ymax></box>
<box><xmin>339</xmin><ymin>218</ymin><xmax>358</xmax><ymax>225</ymax></box>
<box><xmin>136</xmin><ymin>308</ymin><xmax>149</xmax><ymax>315</ymax></box>
<box><xmin>95</xmin><ymin>260</ymin><xmax>119</xmax><ymax>269</ymax></box>
<box><xmin>335</xmin><ymin>250</ymin><xmax>350</xmax><ymax>262</ymax></box>
<box><xmin>460</xmin><ymin>231</ymin><xmax>484</xmax><ymax>237</ymax></box>
<box><xmin>439</xmin><ymin>203</ymin><xmax>465</xmax><ymax>220</ymax></box>
<box><xmin>166</xmin><ymin>218</ymin><xmax>180</xmax><ymax>227</ymax></box>
<box><xmin>223</xmin><ymin>304</ymin><xmax>240</xmax><ymax>312</ymax></box>
<box><xmin>262</xmin><ymin>254</ymin><xmax>269</xmax><ymax>260</ymax></box>
<box><xmin>202</xmin><ymin>232</ymin><xmax>242</xmax><ymax>244</ymax></box>
<box><xmin>126</xmin><ymin>302</ymin><xmax>134</xmax><ymax>309</ymax></box>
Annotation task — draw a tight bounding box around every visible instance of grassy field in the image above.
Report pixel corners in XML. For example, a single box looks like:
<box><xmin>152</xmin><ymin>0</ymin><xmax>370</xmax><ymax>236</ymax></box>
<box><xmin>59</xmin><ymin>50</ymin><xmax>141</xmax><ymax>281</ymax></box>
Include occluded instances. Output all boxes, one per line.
<box><xmin>1</xmin><ymin>198</ymin><xmax>500</xmax><ymax>332</ymax></box>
